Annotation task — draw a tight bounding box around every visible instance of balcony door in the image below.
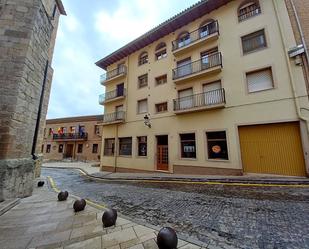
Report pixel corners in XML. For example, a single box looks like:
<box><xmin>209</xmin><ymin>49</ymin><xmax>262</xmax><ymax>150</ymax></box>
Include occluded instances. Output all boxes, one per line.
<box><xmin>201</xmin><ymin>48</ymin><xmax>218</xmax><ymax>70</ymax></box>
<box><xmin>115</xmin><ymin>105</ymin><xmax>123</xmax><ymax>120</ymax></box>
<box><xmin>116</xmin><ymin>83</ymin><xmax>124</xmax><ymax>97</ymax></box>
<box><xmin>178</xmin><ymin>88</ymin><xmax>193</xmax><ymax>110</ymax></box>
<box><xmin>177</xmin><ymin>58</ymin><xmax>192</xmax><ymax>78</ymax></box>
<box><xmin>203</xmin><ymin>81</ymin><xmax>221</xmax><ymax>105</ymax></box>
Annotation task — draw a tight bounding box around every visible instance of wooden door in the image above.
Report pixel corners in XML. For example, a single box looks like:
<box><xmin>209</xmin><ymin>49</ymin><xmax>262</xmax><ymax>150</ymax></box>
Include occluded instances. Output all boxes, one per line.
<box><xmin>157</xmin><ymin>145</ymin><xmax>168</xmax><ymax>171</ymax></box>
<box><xmin>65</xmin><ymin>144</ymin><xmax>74</xmax><ymax>158</ymax></box>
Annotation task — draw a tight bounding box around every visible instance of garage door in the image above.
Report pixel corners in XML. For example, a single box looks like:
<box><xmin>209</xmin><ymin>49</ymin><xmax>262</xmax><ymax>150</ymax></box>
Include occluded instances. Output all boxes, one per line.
<box><xmin>238</xmin><ymin>122</ymin><xmax>306</xmax><ymax>176</ymax></box>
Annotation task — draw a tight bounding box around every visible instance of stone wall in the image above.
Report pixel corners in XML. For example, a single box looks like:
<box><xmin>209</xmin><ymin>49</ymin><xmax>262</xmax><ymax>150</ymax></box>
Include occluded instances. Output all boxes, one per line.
<box><xmin>0</xmin><ymin>0</ymin><xmax>63</xmax><ymax>200</ymax></box>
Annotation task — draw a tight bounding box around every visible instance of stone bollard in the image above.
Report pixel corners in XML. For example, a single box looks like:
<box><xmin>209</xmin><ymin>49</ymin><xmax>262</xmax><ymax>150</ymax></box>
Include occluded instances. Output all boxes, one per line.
<box><xmin>73</xmin><ymin>199</ymin><xmax>86</xmax><ymax>212</ymax></box>
<box><xmin>37</xmin><ymin>181</ymin><xmax>44</xmax><ymax>187</ymax></box>
<box><xmin>157</xmin><ymin>227</ymin><xmax>178</xmax><ymax>249</ymax></box>
<box><xmin>102</xmin><ymin>209</ymin><xmax>118</xmax><ymax>227</ymax></box>
<box><xmin>58</xmin><ymin>191</ymin><xmax>69</xmax><ymax>201</ymax></box>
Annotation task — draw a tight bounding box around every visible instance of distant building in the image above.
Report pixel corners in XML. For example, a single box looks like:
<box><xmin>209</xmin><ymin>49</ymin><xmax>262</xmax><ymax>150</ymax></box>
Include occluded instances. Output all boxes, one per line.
<box><xmin>96</xmin><ymin>0</ymin><xmax>309</xmax><ymax>177</ymax></box>
<box><xmin>43</xmin><ymin>115</ymin><xmax>103</xmax><ymax>162</ymax></box>
<box><xmin>0</xmin><ymin>0</ymin><xmax>66</xmax><ymax>200</ymax></box>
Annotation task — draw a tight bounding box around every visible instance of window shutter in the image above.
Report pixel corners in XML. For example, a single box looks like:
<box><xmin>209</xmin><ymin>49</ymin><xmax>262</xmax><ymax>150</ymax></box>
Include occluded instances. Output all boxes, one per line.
<box><xmin>203</xmin><ymin>81</ymin><xmax>221</xmax><ymax>92</ymax></box>
<box><xmin>138</xmin><ymin>99</ymin><xmax>148</xmax><ymax>113</ymax></box>
<box><xmin>247</xmin><ymin>68</ymin><xmax>273</xmax><ymax>93</ymax></box>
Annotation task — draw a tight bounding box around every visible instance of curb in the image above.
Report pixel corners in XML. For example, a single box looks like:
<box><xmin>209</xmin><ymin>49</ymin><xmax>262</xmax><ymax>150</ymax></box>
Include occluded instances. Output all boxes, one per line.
<box><xmin>42</xmin><ymin>166</ymin><xmax>309</xmax><ymax>187</ymax></box>
<box><xmin>0</xmin><ymin>198</ymin><xmax>20</xmax><ymax>216</ymax></box>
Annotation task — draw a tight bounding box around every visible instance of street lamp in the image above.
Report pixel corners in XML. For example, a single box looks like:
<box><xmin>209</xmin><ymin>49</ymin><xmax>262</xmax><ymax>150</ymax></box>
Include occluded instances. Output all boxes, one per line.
<box><xmin>144</xmin><ymin>114</ymin><xmax>151</xmax><ymax>128</ymax></box>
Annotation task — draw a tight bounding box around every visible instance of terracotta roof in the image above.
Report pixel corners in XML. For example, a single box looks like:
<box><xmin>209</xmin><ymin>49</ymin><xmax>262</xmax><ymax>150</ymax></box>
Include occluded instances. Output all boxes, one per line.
<box><xmin>55</xmin><ymin>0</ymin><xmax>67</xmax><ymax>15</ymax></box>
<box><xmin>95</xmin><ymin>0</ymin><xmax>233</xmax><ymax>70</ymax></box>
<box><xmin>46</xmin><ymin>115</ymin><xmax>104</xmax><ymax>124</ymax></box>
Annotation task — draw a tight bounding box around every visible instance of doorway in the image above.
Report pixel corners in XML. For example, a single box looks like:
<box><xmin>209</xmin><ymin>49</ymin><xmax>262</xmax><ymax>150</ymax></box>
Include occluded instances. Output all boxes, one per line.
<box><xmin>65</xmin><ymin>144</ymin><xmax>74</xmax><ymax>158</ymax></box>
<box><xmin>156</xmin><ymin>135</ymin><xmax>168</xmax><ymax>171</ymax></box>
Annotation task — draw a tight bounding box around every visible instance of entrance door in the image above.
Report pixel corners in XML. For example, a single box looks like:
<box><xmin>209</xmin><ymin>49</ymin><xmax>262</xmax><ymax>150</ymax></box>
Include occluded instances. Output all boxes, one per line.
<box><xmin>156</xmin><ymin>135</ymin><xmax>168</xmax><ymax>171</ymax></box>
<box><xmin>65</xmin><ymin>144</ymin><xmax>74</xmax><ymax>158</ymax></box>
<box><xmin>239</xmin><ymin>122</ymin><xmax>306</xmax><ymax>176</ymax></box>
<box><xmin>116</xmin><ymin>83</ymin><xmax>124</xmax><ymax>97</ymax></box>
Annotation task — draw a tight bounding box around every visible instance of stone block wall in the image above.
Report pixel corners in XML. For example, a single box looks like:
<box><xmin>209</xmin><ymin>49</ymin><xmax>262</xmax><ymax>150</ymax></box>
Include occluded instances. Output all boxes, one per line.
<box><xmin>0</xmin><ymin>0</ymin><xmax>64</xmax><ymax>200</ymax></box>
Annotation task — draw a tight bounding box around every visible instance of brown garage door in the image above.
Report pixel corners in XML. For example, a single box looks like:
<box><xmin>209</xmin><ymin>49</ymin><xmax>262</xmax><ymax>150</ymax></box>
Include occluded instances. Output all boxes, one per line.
<box><xmin>239</xmin><ymin>122</ymin><xmax>306</xmax><ymax>176</ymax></box>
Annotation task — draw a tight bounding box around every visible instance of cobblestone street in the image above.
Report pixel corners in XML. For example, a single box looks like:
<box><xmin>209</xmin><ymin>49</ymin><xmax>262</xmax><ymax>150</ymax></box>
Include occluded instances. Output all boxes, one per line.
<box><xmin>42</xmin><ymin>168</ymin><xmax>309</xmax><ymax>249</ymax></box>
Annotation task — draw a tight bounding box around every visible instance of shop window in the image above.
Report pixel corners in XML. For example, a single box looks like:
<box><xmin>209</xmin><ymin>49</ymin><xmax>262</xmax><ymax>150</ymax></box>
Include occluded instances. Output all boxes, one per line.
<box><xmin>180</xmin><ymin>133</ymin><xmax>196</xmax><ymax>159</ymax></box>
<box><xmin>206</xmin><ymin>131</ymin><xmax>229</xmax><ymax>160</ymax></box>
<box><xmin>137</xmin><ymin>136</ymin><xmax>147</xmax><ymax>156</ymax></box>
<box><xmin>119</xmin><ymin>137</ymin><xmax>132</xmax><ymax>156</ymax></box>
<box><xmin>104</xmin><ymin>138</ymin><xmax>115</xmax><ymax>156</ymax></box>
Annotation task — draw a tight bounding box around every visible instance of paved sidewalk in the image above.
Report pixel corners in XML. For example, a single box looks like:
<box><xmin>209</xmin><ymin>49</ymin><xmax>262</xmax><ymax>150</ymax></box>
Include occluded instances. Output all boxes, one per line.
<box><xmin>0</xmin><ymin>179</ymin><xmax>202</xmax><ymax>249</ymax></box>
<box><xmin>43</xmin><ymin>162</ymin><xmax>309</xmax><ymax>185</ymax></box>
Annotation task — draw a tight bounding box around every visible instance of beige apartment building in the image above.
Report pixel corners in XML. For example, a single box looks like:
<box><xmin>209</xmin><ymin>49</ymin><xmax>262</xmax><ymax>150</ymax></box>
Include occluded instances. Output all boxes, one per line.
<box><xmin>96</xmin><ymin>0</ymin><xmax>309</xmax><ymax>177</ymax></box>
<box><xmin>43</xmin><ymin>115</ymin><xmax>103</xmax><ymax>162</ymax></box>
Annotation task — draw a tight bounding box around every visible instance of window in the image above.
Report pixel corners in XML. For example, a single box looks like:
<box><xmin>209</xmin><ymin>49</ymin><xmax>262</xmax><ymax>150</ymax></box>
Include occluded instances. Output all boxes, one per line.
<box><xmin>241</xmin><ymin>30</ymin><xmax>266</xmax><ymax>54</ymax></box>
<box><xmin>92</xmin><ymin>144</ymin><xmax>98</xmax><ymax>153</ymax></box>
<box><xmin>238</xmin><ymin>1</ymin><xmax>261</xmax><ymax>22</ymax></box>
<box><xmin>137</xmin><ymin>136</ymin><xmax>147</xmax><ymax>156</ymax></box>
<box><xmin>176</xmin><ymin>58</ymin><xmax>192</xmax><ymax>78</ymax></box>
<box><xmin>177</xmin><ymin>32</ymin><xmax>191</xmax><ymax>48</ymax></box>
<box><xmin>58</xmin><ymin>144</ymin><xmax>64</xmax><ymax>153</ymax></box>
<box><xmin>199</xmin><ymin>20</ymin><xmax>217</xmax><ymax>38</ymax></box>
<box><xmin>119</xmin><ymin>137</ymin><xmax>132</xmax><ymax>156</ymax></box>
<box><xmin>138</xmin><ymin>99</ymin><xmax>148</xmax><ymax>114</ymax></box>
<box><xmin>155</xmin><ymin>43</ymin><xmax>167</xmax><ymax>60</ymax></box>
<box><xmin>138</xmin><ymin>74</ymin><xmax>148</xmax><ymax>88</ymax></box>
<box><xmin>180</xmin><ymin>133</ymin><xmax>196</xmax><ymax>159</ymax></box>
<box><xmin>155</xmin><ymin>75</ymin><xmax>167</xmax><ymax>86</ymax></box>
<box><xmin>139</xmin><ymin>52</ymin><xmax>148</xmax><ymax>66</ymax></box>
<box><xmin>46</xmin><ymin>144</ymin><xmax>51</xmax><ymax>153</ymax></box>
<box><xmin>246</xmin><ymin>67</ymin><xmax>274</xmax><ymax>93</ymax></box>
<box><xmin>94</xmin><ymin>125</ymin><xmax>100</xmax><ymax>135</ymax></box>
<box><xmin>206</xmin><ymin>131</ymin><xmax>229</xmax><ymax>160</ymax></box>
<box><xmin>203</xmin><ymin>81</ymin><xmax>223</xmax><ymax>105</ymax></box>
<box><xmin>41</xmin><ymin>144</ymin><xmax>44</xmax><ymax>153</ymax></box>
<box><xmin>77</xmin><ymin>144</ymin><xmax>83</xmax><ymax>153</ymax></box>
<box><xmin>155</xmin><ymin>102</ymin><xmax>168</xmax><ymax>113</ymax></box>
<box><xmin>178</xmin><ymin>88</ymin><xmax>193</xmax><ymax>110</ymax></box>
<box><xmin>104</xmin><ymin>138</ymin><xmax>115</xmax><ymax>156</ymax></box>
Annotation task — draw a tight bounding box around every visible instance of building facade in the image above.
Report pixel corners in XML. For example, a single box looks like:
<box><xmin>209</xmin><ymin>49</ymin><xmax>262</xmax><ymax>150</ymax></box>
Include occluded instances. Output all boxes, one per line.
<box><xmin>43</xmin><ymin>115</ymin><xmax>103</xmax><ymax>162</ymax></box>
<box><xmin>0</xmin><ymin>0</ymin><xmax>66</xmax><ymax>200</ymax></box>
<box><xmin>96</xmin><ymin>0</ymin><xmax>309</xmax><ymax>177</ymax></box>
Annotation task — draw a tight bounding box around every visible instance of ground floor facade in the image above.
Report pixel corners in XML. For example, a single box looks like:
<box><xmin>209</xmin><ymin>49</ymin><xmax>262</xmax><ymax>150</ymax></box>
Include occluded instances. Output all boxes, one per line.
<box><xmin>100</xmin><ymin>99</ymin><xmax>309</xmax><ymax>177</ymax></box>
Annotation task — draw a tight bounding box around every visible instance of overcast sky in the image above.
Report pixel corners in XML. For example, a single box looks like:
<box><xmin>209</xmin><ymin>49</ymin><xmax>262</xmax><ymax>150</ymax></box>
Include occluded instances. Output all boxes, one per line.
<box><xmin>47</xmin><ymin>0</ymin><xmax>200</xmax><ymax>119</ymax></box>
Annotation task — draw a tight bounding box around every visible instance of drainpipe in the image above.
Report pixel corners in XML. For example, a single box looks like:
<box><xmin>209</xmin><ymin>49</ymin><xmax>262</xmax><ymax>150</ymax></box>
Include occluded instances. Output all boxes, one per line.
<box><xmin>31</xmin><ymin>60</ymin><xmax>49</xmax><ymax>160</ymax></box>
<box><xmin>272</xmin><ymin>0</ymin><xmax>309</xmax><ymax>123</ymax></box>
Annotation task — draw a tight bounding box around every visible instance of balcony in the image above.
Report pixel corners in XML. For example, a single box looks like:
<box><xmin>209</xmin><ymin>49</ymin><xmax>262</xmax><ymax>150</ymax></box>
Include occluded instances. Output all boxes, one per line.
<box><xmin>173</xmin><ymin>52</ymin><xmax>222</xmax><ymax>84</ymax></box>
<box><xmin>172</xmin><ymin>21</ymin><xmax>219</xmax><ymax>56</ymax></box>
<box><xmin>53</xmin><ymin>133</ymin><xmax>88</xmax><ymax>141</ymax></box>
<box><xmin>102</xmin><ymin>111</ymin><xmax>125</xmax><ymax>125</ymax></box>
<box><xmin>100</xmin><ymin>65</ymin><xmax>127</xmax><ymax>85</ymax></box>
<box><xmin>99</xmin><ymin>88</ymin><xmax>126</xmax><ymax>105</ymax></box>
<box><xmin>173</xmin><ymin>89</ymin><xmax>225</xmax><ymax>114</ymax></box>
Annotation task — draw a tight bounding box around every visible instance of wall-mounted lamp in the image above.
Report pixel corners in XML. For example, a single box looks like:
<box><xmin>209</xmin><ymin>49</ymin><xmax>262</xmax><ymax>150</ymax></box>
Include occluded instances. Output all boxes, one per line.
<box><xmin>144</xmin><ymin>114</ymin><xmax>151</xmax><ymax>128</ymax></box>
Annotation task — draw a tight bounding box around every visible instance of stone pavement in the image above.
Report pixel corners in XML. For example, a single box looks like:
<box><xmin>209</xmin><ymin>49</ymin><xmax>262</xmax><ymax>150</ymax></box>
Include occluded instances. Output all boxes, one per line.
<box><xmin>43</xmin><ymin>161</ymin><xmax>309</xmax><ymax>184</ymax></box>
<box><xmin>0</xmin><ymin>179</ymin><xmax>203</xmax><ymax>249</ymax></box>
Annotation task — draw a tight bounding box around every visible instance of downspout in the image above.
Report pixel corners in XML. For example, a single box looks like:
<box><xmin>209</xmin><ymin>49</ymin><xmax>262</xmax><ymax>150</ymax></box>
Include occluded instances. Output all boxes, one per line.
<box><xmin>272</xmin><ymin>0</ymin><xmax>309</xmax><ymax>123</ymax></box>
<box><xmin>31</xmin><ymin>60</ymin><xmax>49</xmax><ymax>160</ymax></box>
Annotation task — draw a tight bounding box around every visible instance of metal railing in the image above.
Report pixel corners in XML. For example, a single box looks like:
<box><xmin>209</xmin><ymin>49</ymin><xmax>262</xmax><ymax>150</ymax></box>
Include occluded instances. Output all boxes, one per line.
<box><xmin>172</xmin><ymin>20</ymin><xmax>219</xmax><ymax>51</ymax></box>
<box><xmin>103</xmin><ymin>111</ymin><xmax>125</xmax><ymax>123</ymax></box>
<box><xmin>173</xmin><ymin>89</ymin><xmax>225</xmax><ymax>111</ymax></box>
<box><xmin>173</xmin><ymin>52</ymin><xmax>222</xmax><ymax>80</ymax></box>
<box><xmin>238</xmin><ymin>7</ymin><xmax>261</xmax><ymax>22</ymax></box>
<box><xmin>99</xmin><ymin>88</ymin><xmax>126</xmax><ymax>104</ymax></box>
<box><xmin>53</xmin><ymin>133</ymin><xmax>88</xmax><ymax>140</ymax></box>
<box><xmin>100</xmin><ymin>65</ymin><xmax>127</xmax><ymax>83</ymax></box>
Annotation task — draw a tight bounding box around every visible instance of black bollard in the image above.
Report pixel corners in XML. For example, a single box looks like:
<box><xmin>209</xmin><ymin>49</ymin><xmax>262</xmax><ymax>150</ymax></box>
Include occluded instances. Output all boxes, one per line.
<box><xmin>37</xmin><ymin>181</ymin><xmax>44</xmax><ymax>187</ymax></box>
<box><xmin>73</xmin><ymin>199</ymin><xmax>86</xmax><ymax>212</ymax></box>
<box><xmin>157</xmin><ymin>227</ymin><xmax>178</xmax><ymax>249</ymax></box>
<box><xmin>102</xmin><ymin>209</ymin><xmax>117</xmax><ymax>227</ymax></box>
<box><xmin>58</xmin><ymin>191</ymin><xmax>69</xmax><ymax>201</ymax></box>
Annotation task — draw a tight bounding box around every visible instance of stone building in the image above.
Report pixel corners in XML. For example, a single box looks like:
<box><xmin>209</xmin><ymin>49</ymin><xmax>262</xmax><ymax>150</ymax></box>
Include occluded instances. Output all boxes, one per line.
<box><xmin>96</xmin><ymin>0</ymin><xmax>309</xmax><ymax>177</ymax></box>
<box><xmin>0</xmin><ymin>0</ymin><xmax>66</xmax><ymax>201</ymax></box>
<box><xmin>43</xmin><ymin>115</ymin><xmax>103</xmax><ymax>162</ymax></box>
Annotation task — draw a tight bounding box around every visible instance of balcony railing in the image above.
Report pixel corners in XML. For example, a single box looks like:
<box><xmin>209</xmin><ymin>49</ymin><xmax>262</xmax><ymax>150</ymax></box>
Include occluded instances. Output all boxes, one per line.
<box><xmin>103</xmin><ymin>111</ymin><xmax>125</xmax><ymax>124</ymax></box>
<box><xmin>172</xmin><ymin>20</ymin><xmax>219</xmax><ymax>51</ymax></box>
<box><xmin>173</xmin><ymin>89</ymin><xmax>225</xmax><ymax>112</ymax></box>
<box><xmin>100</xmin><ymin>65</ymin><xmax>127</xmax><ymax>84</ymax></box>
<box><xmin>173</xmin><ymin>52</ymin><xmax>222</xmax><ymax>80</ymax></box>
<box><xmin>53</xmin><ymin>133</ymin><xmax>88</xmax><ymax>140</ymax></box>
<box><xmin>99</xmin><ymin>88</ymin><xmax>126</xmax><ymax>105</ymax></box>
<box><xmin>238</xmin><ymin>7</ymin><xmax>261</xmax><ymax>22</ymax></box>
